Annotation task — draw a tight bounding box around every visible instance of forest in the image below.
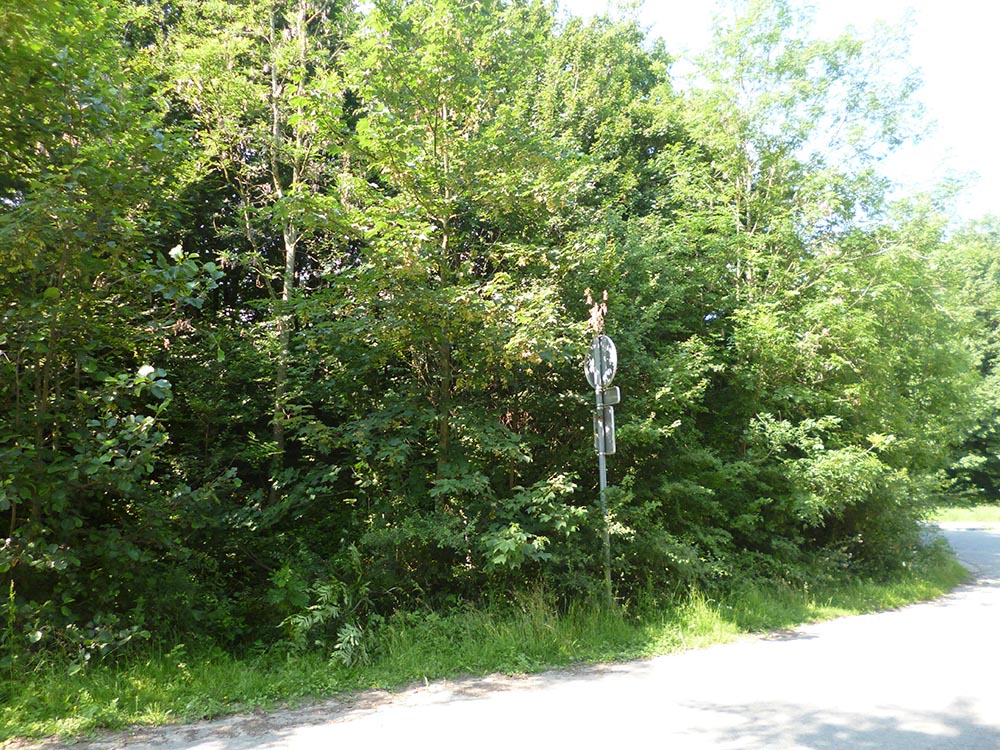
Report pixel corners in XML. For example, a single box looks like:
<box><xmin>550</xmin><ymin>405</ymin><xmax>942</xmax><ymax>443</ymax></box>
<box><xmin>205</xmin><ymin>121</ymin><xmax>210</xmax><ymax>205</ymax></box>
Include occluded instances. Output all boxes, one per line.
<box><xmin>2</xmin><ymin>0</ymin><xmax>999</xmax><ymax>665</ymax></box>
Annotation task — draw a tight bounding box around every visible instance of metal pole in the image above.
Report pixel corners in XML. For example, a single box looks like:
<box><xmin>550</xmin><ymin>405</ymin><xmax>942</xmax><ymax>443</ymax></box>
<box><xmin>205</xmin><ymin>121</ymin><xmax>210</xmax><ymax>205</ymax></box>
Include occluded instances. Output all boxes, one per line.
<box><xmin>586</xmin><ymin>333</ymin><xmax>616</xmax><ymax>611</ymax></box>
<box><xmin>595</xmin><ymin>378</ymin><xmax>613</xmax><ymax>610</ymax></box>
<box><xmin>598</xmin><ymin>449</ymin><xmax>612</xmax><ymax>610</ymax></box>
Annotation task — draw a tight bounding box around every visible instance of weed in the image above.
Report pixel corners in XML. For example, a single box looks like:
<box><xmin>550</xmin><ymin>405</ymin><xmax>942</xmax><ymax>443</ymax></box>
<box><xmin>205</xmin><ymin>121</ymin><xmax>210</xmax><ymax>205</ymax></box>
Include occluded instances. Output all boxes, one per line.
<box><xmin>0</xmin><ymin>544</ymin><xmax>969</xmax><ymax>744</ymax></box>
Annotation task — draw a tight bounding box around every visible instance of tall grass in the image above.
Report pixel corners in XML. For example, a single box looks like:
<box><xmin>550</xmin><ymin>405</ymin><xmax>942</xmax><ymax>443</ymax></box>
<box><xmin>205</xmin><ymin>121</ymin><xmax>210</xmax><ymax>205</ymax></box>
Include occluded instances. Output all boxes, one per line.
<box><xmin>1</xmin><ymin>543</ymin><xmax>969</xmax><ymax>743</ymax></box>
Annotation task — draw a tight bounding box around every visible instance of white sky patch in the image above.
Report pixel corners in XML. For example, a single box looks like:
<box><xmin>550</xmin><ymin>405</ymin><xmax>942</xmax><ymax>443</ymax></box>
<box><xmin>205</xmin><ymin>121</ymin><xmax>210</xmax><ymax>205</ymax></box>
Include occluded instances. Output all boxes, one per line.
<box><xmin>557</xmin><ymin>0</ymin><xmax>1000</xmax><ymax>222</ymax></box>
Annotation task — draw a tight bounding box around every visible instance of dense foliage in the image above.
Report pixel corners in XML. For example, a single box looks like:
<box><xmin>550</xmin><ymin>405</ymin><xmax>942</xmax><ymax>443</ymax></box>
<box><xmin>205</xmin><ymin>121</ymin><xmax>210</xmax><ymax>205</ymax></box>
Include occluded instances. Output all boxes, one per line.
<box><xmin>2</xmin><ymin>0</ymin><xmax>997</xmax><ymax>664</ymax></box>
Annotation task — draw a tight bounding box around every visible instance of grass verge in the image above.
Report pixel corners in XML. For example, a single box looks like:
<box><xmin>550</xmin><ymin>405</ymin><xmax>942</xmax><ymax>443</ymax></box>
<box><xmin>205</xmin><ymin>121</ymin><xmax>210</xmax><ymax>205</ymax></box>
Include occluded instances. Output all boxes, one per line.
<box><xmin>0</xmin><ymin>539</ymin><xmax>969</xmax><ymax>744</ymax></box>
<box><xmin>930</xmin><ymin>503</ymin><xmax>1000</xmax><ymax>523</ymax></box>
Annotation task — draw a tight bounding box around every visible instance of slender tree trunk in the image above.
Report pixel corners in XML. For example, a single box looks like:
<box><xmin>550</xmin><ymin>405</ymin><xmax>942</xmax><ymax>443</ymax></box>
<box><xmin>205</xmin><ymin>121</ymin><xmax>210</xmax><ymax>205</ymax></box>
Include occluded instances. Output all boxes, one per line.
<box><xmin>436</xmin><ymin>339</ymin><xmax>453</xmax><ymax>480</ymax></box>
<box><xmin>272</xmin><ymin>223</ymin><xmax>297</xmax><ymax>500</ymax></box>
<box><xmin>435</xmin><ymin>216</ymin><xmax>453</xmax><ymax>480</ymax></box>
<box><xmin>268</xmin><ymin>0</ymin><xmax>310</xmax><ymax>503</ymax></box>
<box><xmin>433</xmin><ymin>98</ymin><xmax>455</xmax><ymax>480</ymax></box>
<box><xmin>268</xmin><ymin>8</ymin><xmax>291</xmax><ymax>502</ymax></box>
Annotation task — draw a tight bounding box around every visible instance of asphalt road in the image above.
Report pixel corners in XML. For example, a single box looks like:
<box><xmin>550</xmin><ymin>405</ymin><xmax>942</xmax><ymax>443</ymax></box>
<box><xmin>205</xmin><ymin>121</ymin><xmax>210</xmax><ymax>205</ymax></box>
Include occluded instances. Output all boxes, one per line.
<box><xmin>60</xmin><ymin>523</ymin><xmax>1000</xmax><ymax>750</ymax></box>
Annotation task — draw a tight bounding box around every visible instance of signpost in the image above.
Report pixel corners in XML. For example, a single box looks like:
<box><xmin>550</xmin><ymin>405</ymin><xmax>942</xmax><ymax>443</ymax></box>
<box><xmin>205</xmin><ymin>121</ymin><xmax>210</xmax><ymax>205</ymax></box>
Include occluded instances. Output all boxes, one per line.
<box><xmin>585</xmin><ymin>334</ymin><xmax>618</xmax><ymax>609</ymax></box>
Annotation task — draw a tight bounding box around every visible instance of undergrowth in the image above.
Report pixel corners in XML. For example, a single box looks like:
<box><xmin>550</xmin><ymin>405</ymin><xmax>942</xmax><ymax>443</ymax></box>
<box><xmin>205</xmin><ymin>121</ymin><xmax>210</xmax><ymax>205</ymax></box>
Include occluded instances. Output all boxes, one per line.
<box><xmin>0</xmin><ymin>537</ymin><xmax>969</xmax><ymax>744</ymax></box>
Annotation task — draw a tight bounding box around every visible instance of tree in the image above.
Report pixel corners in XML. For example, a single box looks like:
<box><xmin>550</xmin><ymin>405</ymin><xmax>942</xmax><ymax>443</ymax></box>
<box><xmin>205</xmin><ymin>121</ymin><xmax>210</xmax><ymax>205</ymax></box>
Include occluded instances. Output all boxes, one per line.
<box><xmin>0</xmin><ymin>0</ymin><xmax>228</xmax><ymax>647</ymax></box>
<box><xmin>937</xmin><ymin>217</ymin><xmax>1000</xmax><ymax>500</ymax></box>
<box><xmin>337</xmin><ymin>0</ymin><xmax>589</xmax><ymax>593</ymax></box>
<box><xmin>160</xmin><ymin>0</ymin><xmax>351</xmax><ymax>499</ymax></box>
<box><xmin>569</xmin><ymin>0</ymin><xmax>970</xmax><ymax>587</ymax></box>
<box><xmin>1</xmin><ymin>0</ymin><xmax>987</xmax><ymax>657</ymax></box>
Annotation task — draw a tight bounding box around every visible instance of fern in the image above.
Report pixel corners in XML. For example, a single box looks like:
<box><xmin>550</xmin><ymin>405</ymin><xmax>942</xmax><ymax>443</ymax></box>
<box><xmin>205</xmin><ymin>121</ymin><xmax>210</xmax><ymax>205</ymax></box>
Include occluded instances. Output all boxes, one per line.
<box><xmin>277</xmin><ymin>546</ymin><xmax>373</xmax><ymax>666</ymax></box>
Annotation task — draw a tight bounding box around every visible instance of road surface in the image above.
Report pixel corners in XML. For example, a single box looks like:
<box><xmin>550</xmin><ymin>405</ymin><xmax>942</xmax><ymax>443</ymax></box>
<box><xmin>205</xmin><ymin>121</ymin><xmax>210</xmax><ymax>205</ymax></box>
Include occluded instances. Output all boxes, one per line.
<box><xmin>42</xmin><ymin>523</ymin><xmax>1000</xmax><ymax>750</ymax></box>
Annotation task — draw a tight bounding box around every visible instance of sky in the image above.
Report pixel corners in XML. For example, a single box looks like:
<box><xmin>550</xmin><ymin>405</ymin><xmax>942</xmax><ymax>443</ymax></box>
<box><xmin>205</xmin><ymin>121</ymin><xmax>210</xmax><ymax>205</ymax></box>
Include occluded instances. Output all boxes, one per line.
<box><xmin>556</xmin><ymin>0</ymin><xmax>1000</xmax><ymax>223</ymax></box>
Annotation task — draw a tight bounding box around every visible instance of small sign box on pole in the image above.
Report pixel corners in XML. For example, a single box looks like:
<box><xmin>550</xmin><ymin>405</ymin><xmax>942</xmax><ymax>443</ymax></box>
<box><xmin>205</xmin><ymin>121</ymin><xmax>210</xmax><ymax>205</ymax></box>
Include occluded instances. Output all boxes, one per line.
<box><xmin>593</xmin><ymin>406</ymin><xmax>616</xmax><ymax>455</ymax></box>
<box><xmin>601</xmin><ymin>385</ymin><xmax>621</xmax><ymax>406</ymax></box>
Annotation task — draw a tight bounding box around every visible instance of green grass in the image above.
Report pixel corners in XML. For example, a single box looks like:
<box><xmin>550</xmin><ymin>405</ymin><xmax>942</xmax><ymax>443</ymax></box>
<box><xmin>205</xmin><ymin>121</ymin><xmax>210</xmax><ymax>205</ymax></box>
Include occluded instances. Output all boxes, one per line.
<box><xmin>930</xmin><ymin>503</ymin><xmax>1000</xmax><ymax>522</ymax></box>
<box><xmin>0</xmin><ymin>543</ymin><xmax>970</xmax><ymax>744</ymax></box>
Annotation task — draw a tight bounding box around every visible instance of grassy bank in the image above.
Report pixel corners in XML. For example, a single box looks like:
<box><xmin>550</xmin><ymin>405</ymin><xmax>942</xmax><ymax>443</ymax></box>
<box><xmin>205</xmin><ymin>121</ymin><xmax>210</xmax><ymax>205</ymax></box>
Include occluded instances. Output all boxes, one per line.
<box><xmin>930</xmin><ymin>503</ymin><xmax>1000</xmax><ymax>522</ymax></box>
<box><xmin>1</xmin><ymin>539</ymin><xmax>969</xmax><ymax>744</ymax></box>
